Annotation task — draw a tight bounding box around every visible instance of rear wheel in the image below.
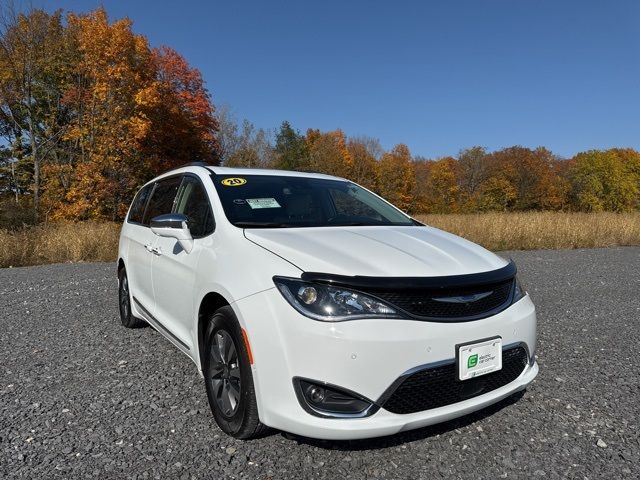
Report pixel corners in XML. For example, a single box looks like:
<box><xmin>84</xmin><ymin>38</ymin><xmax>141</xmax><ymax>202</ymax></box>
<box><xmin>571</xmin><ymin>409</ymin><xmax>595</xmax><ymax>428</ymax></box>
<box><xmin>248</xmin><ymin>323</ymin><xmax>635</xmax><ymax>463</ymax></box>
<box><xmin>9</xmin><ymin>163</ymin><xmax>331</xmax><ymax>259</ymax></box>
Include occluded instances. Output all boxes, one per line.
<box><xmin>118</xmin><ymin>268</ymin><xmax>146</xmax><ymax>328</ymax></box>
<box><xmin>203</xmin><ymin>306</ymin><xmax>267</xmax><ymax>439</ymax></box>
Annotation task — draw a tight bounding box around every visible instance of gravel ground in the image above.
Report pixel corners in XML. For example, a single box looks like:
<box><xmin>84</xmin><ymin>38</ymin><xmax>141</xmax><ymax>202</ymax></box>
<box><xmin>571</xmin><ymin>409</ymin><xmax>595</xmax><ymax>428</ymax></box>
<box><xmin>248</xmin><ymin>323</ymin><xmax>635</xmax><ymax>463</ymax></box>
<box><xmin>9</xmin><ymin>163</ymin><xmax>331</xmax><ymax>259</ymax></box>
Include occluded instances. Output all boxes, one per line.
<box><xmin>1</xmin><ymin>247</ymin><xmax>639</xmax><ymax>479</ymax></box>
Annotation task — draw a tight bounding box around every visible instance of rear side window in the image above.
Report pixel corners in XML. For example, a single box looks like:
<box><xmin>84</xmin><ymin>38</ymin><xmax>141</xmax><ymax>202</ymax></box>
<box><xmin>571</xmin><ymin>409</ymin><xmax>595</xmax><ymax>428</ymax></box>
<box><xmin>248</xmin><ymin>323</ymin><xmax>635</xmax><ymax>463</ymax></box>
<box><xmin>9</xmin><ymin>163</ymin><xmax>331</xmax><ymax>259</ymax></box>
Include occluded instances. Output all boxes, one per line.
<box><xmin>143</xmin><ymin>176</ymin><xmax>183</xmax><ymax>224</ymax></box>
<box><xmin>128</xmin><ymin>184</ymin><xmax>153</xmax><ymax>224</ymax></box>
<box><xmin>175</xmin><ymin>176</ymin><xmax>215</xmax><ymax>237</ymax></box>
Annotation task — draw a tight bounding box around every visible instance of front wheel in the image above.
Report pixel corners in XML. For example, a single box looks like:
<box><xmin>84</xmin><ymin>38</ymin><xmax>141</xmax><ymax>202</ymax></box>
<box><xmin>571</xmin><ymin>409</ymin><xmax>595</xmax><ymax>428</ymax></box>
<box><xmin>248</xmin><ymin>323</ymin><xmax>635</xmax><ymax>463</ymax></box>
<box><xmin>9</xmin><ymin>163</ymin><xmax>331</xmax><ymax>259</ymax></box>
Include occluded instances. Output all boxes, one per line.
<box><xmin>203</xmin><ymin>306</ymin><xmax>267</xmax><ymax>439</ymax></box>
<box><xmin>118</xmin><ymin>268</ymin><xmax>146</xmax><ymax>329</ymax></box>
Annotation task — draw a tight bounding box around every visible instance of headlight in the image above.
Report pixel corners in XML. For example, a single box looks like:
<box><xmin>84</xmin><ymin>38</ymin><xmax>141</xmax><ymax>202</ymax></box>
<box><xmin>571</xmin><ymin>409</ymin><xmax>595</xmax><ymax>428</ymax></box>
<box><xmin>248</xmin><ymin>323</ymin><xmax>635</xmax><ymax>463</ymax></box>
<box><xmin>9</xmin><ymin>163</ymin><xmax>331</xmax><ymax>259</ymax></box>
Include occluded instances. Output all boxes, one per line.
<box><xmin>513</xmin><ymin>276</ymin><xmax>526</xmax><ymax>303</ymax></box>
<box><xmin>273</xmin><ymin>277</ymin><xmax>400</xmax><ymax>321</ymax></box>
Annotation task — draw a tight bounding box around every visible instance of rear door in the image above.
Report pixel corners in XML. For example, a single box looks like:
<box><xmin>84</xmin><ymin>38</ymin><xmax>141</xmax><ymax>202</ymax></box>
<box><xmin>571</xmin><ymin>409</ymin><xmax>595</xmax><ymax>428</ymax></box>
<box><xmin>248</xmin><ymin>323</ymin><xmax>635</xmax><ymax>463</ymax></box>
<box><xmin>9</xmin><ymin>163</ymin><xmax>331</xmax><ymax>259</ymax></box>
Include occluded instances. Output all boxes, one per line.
<box><xmin>130</xmin><ymin>175</ymin><xmax>183</xmax><ymax>318</ymax></box>
<box><xmin>151</xmin><ymin>174</ymin><xmax>215</xmax><ymax>351</ymax></box>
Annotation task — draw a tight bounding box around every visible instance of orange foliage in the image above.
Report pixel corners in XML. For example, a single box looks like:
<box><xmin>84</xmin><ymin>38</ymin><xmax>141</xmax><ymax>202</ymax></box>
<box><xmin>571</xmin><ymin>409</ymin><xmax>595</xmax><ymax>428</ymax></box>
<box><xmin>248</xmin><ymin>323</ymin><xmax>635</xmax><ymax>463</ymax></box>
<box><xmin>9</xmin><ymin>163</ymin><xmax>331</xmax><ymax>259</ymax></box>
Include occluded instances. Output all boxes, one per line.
<box><xmin>377</xmin><ymin>144</ymin><xmax>416</xmax><ymax>212</ymax></box>
<box><xmin>423</xmin><ymin>158</ymin><xmax>462</xmax><ymax>213</ymax></box>
<box><xmin>37</xmin><ymin>8</ymin><xmax>219</xmax><ymax>221</ymax></box>
<box><xmin>305</xmin><ymin>129</ymin><xmax>353</xmax><ymax>178</ymax></box>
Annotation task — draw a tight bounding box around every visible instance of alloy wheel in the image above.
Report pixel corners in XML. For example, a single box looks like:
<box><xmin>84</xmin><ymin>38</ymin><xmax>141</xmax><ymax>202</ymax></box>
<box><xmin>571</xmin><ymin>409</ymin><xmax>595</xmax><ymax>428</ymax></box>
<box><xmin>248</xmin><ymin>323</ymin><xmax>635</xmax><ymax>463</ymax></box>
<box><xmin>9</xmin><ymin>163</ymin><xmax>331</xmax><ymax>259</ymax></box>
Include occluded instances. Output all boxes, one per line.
<box><xmin>209</xmin><ymin>330</ymin><xmax>242</xmax><ymax>417</ymax></box>
<box><xmin>119</xmin><ymin>274</ymin><xmax>130</xmax><ymax>319</ymax></box>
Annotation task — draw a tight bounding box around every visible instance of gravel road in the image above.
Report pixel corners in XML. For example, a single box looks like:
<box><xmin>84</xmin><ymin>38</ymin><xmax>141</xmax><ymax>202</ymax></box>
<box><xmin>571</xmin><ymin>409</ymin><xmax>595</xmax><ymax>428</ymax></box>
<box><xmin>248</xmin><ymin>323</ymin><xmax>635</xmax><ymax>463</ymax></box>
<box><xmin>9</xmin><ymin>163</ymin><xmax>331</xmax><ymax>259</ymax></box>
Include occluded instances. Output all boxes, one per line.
<box><xmin>1</xmin><ymin>247</ymin><xmax>639</xmax><ymax>479</ymax></box>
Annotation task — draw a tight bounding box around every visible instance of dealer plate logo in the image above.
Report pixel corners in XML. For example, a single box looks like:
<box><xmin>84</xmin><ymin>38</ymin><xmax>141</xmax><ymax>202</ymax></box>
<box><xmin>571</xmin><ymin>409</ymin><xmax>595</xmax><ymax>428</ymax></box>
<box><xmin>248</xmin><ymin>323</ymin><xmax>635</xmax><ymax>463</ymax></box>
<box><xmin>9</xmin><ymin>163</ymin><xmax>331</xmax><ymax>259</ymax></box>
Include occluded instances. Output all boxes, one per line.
<box><xmin>467</xmin><ymin>354</ymin><xmax>478</xmax><ymax>368</ymax></box>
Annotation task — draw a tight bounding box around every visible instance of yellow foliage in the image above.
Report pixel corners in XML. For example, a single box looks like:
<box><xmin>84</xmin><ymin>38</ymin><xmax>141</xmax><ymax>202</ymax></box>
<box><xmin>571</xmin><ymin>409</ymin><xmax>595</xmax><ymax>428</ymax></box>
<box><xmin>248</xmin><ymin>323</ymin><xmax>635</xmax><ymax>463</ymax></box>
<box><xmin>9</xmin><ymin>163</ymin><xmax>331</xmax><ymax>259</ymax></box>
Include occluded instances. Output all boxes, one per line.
<box><xmin>377</xmin><ymin>144</ymin><xmax>416</xmax><ymax>212</ymax></box>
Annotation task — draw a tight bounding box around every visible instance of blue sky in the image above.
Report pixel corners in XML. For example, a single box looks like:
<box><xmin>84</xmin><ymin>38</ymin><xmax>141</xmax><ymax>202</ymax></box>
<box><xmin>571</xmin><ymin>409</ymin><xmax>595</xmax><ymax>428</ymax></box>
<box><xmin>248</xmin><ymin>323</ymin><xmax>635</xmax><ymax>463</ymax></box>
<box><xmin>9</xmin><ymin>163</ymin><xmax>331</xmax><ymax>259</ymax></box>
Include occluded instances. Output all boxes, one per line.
<box><xmin>32</xmin><ymin>0</ymin><xmax>640</xmax><ymax>158</ymax></box>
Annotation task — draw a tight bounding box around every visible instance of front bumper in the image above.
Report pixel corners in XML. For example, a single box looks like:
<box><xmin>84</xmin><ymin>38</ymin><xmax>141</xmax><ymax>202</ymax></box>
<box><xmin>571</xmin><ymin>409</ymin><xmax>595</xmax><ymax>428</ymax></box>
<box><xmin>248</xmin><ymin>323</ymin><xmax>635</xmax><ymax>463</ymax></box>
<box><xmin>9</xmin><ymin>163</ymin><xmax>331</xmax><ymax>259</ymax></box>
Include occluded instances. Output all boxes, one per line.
<box><xmin>233</xmin><ymin>288</ymin><xmax>538</xmax><ymax>440</ymax></box>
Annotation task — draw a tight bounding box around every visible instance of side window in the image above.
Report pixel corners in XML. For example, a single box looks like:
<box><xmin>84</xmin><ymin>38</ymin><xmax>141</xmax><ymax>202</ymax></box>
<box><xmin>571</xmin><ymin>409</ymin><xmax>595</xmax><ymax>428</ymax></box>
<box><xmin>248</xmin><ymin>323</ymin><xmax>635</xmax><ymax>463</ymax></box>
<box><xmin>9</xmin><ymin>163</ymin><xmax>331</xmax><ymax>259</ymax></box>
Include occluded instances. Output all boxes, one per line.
<box><xmin>128</xmin><ymin>184</ymin><xmax>153</xmax><ymax>224</ymax></box>
<box><xmin>175</xmin><ymin>176</ymin><xmax>215</xmax><ymax>237</ymax></box>
<box><xmin>143</xmin><ymin>176</ymin><xmax>183</xmax><ymax>225</ymax></box>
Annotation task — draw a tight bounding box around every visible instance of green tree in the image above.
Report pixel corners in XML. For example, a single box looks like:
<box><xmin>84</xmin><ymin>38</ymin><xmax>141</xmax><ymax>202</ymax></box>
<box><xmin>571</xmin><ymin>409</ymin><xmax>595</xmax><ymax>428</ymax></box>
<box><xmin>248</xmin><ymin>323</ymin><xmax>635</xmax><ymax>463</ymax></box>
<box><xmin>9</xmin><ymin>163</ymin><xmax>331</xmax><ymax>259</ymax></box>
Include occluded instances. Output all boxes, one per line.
<box><xmin>273</xmin><ymin>121</ymin><xmax>307</xmax><ymax>170</ymax></box>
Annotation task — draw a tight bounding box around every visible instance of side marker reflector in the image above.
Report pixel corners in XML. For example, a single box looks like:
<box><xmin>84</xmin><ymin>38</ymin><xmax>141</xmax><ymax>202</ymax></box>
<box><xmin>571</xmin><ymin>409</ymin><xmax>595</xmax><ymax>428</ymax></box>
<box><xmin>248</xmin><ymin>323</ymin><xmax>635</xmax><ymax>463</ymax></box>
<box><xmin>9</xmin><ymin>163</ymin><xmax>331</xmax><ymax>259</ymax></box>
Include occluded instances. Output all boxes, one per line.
<box><xmin>241</xmin><ymin>328</ymin><xmax>254</xmax><ymax>365</ymax></box>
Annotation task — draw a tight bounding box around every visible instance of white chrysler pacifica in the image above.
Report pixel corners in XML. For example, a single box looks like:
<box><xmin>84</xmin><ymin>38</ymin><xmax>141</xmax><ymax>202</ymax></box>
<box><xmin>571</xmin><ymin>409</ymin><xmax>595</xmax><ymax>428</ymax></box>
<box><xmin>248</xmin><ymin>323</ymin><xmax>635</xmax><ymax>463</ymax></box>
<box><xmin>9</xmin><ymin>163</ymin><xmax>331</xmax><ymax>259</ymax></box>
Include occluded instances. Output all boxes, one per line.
<box><xmin>117</xmin><ymin>163</ymin><xmax>538</xmax><ymax>440</ymax></box>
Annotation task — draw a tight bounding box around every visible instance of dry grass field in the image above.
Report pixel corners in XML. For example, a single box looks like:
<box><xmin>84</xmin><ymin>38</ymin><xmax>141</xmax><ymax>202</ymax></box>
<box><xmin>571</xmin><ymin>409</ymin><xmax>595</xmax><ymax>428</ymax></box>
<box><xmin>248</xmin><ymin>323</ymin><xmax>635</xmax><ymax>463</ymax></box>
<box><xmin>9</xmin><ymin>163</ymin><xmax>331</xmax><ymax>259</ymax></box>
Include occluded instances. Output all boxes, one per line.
<box><xmin>417</xmin><ymin>211</ymin><xmax>640</xmax><ymax>251</ymax></box>
<box><xmin>0</xmin><ymin>222</ymin><xmax>120</xmax><ymax>268</ymax></box>
<box><xmin>0</xmin><ymin>212</ymin><xmax>639</xmax><ymax>268</ymax></box>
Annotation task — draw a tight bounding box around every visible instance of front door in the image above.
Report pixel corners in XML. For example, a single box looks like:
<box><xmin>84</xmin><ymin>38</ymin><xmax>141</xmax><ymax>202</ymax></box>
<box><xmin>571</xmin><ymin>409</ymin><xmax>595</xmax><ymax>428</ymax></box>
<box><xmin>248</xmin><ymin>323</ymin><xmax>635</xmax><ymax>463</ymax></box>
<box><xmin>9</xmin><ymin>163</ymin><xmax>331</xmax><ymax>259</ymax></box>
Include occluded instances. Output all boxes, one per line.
<box><xmin>131</xmin><ymin>175</ymin><xmax>183</xmax><ymax>318</ymax></box>
<box><xmin>152</xmin><ymin>175</ymin><xmax>216</xmax><ymax>353</ymax></box>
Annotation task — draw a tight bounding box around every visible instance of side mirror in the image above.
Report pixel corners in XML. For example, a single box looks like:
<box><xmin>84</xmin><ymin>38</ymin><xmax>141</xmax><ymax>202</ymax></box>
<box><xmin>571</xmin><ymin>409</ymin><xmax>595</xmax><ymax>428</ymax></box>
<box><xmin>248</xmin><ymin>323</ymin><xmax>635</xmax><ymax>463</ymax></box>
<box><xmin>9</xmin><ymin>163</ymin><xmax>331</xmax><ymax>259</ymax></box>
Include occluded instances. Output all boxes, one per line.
<box><xmin>150</xmin><ymin>213</ymin><xmax>194</xmax><ymax>253</ymax></box>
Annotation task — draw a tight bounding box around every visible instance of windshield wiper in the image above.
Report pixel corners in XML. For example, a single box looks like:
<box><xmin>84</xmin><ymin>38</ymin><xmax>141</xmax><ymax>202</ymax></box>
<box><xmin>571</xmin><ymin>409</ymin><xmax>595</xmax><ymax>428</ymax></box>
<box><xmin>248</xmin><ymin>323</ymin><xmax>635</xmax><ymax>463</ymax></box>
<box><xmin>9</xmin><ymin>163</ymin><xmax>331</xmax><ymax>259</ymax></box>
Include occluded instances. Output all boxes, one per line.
<box><xmin>329</xmin><ymin>222</ymin><xmax>372</xmax><ymax>226</ymax></box>
<box><xmin>330</xmin><ymin>221</ymin><xmax>415</xmax><ymax>227</ymax></box>
<box><xmin>234</xmin><ymin>221</ymin><xmax>292</xmax><ymax>228</ymax></box>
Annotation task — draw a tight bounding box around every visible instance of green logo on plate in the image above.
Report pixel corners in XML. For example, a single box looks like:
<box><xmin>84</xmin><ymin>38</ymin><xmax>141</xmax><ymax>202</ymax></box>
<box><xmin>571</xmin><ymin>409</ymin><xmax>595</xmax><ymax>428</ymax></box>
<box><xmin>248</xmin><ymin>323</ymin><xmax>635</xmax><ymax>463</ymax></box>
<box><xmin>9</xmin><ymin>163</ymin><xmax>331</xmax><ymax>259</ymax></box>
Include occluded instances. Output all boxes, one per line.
<box><xmin>468</xmin><ymin>354</ymin><xmax>478</xmax><ymax>368</ymax></box>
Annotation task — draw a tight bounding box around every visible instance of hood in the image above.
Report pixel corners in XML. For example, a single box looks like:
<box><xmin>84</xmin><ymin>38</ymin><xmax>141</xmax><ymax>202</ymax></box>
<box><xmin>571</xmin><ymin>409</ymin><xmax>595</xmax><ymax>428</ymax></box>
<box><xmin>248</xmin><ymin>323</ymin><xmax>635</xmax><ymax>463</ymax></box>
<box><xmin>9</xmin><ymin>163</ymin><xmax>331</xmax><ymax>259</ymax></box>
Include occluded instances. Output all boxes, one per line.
<box><xmin>244</xmin><ymin>226</ymin><xmax>507</xmax><ymax>277</ymax></box>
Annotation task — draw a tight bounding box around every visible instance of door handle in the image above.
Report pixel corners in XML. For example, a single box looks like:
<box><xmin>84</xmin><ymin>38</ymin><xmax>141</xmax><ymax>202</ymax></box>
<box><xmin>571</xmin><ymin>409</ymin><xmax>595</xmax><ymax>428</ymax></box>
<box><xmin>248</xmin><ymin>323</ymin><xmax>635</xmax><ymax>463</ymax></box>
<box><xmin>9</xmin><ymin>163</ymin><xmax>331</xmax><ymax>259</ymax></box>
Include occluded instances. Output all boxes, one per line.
<box><xmin>151</xmin><ymin>246</ymin><xmax>162</xmax><ymax>256</ymax></box>
<box><xmin>144</xmin><ymin>243</ymin><xmax>153</xmax><ymax>252</ymax></box>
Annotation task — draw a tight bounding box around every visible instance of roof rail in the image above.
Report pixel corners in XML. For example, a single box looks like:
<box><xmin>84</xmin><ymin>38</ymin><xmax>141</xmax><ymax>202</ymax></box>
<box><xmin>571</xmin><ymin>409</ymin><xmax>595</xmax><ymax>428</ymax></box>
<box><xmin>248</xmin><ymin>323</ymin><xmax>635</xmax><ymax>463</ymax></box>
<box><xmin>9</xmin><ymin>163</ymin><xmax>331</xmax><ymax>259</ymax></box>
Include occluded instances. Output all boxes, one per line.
<box><xmin>165</xmin><ymin>161</ymin><xmax>217</xmax><ymax>175</ymax></box>
<box><xmin>178</xmin><ymin>161</ymin><xmax>210</xmax><ymax>168</ymax></box>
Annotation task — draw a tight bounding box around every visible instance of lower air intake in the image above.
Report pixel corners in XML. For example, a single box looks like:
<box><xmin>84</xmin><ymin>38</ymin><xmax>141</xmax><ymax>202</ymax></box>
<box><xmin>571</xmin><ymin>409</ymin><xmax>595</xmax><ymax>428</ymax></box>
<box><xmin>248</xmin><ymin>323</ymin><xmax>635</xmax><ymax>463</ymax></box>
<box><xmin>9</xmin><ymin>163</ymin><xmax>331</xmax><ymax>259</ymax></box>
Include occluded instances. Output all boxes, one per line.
<box><xmin>381</xmin><ymin>346</ymin><xmax>529</xmax><ymax>414</ymax></box>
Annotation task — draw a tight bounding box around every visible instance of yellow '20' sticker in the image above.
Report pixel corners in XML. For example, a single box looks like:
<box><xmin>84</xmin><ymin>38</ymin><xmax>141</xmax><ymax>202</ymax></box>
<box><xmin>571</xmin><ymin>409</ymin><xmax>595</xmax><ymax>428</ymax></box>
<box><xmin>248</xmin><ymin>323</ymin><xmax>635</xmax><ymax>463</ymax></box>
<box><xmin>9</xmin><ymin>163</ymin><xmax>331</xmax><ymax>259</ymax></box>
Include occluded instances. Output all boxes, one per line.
<box><xmin>221</xmin><ymin>177</ymin><xmax>247</xmax><ymax>187</ymax></box>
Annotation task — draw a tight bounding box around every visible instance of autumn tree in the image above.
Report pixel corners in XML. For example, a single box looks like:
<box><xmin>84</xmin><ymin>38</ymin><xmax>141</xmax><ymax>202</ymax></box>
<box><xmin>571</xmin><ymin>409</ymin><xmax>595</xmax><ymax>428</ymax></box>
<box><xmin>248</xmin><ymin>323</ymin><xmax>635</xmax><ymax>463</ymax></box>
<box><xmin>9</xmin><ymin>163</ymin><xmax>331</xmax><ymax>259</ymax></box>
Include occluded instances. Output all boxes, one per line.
<box><xmin>305</xmin><ymin>128</ymin><xmax>353</xmax><ymax>178</ymax></box>
<box><xmin>569</xmin><ymin>149</ymin><xmax>639</xmax><ymax>212</ymax></box>
<box><xmin>138</xmin><ymin>46</ymin><xmax>220</xmax><ymax>173</ymax></box>
<box><xmin>422</xmin><ymin>157</ymin><xmax>461</xmax><ymax>213</ymax></box>
<box><xmin>34</xmin><ymin>8</ymin><xmax>219</xmax><ymax>220</ymax></box>
<box><xmin>411</xmin><ymin>158</ymin><xmax>431</xmax><ymax>212</ymax></box>
<box><xmin>3</xmin><ymin>7</ymin><xmax>639</xmax><ymax>222</ymax></box>
<box><xmin>0</xmin><ymin>8</ymin><xmax>76</xmax><ymax>220</ymax></box>
<box><xmin>457</xmin><ymin>146</ymin><xmax>489</xmax><ymax>209</ymax></box>
<box><xmin>476</xmin><ymin>176</ymin><xmax>517</xmax><ymax>211</ymax></box>
<box><xmin>223</xmin><ymin>118</ymin><xmax>273</xmax><ymax>168</ymax></box>
<box><xmin>216</xmin><ymin>105</ymin><xmax>241</xmax><ymax>163</ymax></box>
<box><xmin>347</xmin><ymin>136</ymin><xmax>381</xmax><ymax>191</ymax></box>
<box><xmin>377</xmin><ymin>144</ymin><xmax>416</xmax><ymax>212</ymax></box>
<box><xmin>487</xmin><ymin>146</ymin><xmax>567</xmax><ymax>210</ymax></box>
<box><xmin>52</xmin><ymin>9</ymin><xmax>152</xmax><ymax>219</ymax></box>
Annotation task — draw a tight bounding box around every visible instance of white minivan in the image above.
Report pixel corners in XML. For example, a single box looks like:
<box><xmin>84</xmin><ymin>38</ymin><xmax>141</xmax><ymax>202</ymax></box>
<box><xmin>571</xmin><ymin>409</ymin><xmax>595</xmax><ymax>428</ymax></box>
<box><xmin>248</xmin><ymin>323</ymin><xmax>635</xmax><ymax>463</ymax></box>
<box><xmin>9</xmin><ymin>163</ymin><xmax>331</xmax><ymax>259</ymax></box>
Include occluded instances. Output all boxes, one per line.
<box><xmin>117</xmin><ymin>163</ymin><xmax>538</xmax><ymax>440</ymax></box>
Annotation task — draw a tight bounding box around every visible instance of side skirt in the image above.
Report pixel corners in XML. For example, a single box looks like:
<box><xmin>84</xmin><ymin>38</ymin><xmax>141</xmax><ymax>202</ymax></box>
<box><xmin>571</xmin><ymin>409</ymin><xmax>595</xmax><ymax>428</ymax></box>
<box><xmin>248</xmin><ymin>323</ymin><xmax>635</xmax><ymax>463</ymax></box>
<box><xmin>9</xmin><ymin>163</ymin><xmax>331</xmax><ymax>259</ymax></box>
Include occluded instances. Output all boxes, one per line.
<box><xmin>132</xmin><ymin>296</ymin><xmax>190</xmax><ymax>351</ymax></box>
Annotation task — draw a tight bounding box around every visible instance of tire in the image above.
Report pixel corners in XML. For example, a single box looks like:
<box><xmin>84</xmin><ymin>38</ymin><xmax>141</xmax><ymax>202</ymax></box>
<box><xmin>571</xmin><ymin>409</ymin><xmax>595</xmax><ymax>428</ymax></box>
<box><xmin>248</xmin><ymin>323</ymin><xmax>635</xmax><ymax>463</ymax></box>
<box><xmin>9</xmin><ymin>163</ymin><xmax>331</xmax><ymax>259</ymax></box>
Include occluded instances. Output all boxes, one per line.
<box><xmin>203</xmin><ymin>306</ymin><xmax>267</xmax><ymax>439</ymax></box>
<box><xmin>118</xmin><ymin>268</ymin><xmax>146</xmax><ymax>329</ymax></box>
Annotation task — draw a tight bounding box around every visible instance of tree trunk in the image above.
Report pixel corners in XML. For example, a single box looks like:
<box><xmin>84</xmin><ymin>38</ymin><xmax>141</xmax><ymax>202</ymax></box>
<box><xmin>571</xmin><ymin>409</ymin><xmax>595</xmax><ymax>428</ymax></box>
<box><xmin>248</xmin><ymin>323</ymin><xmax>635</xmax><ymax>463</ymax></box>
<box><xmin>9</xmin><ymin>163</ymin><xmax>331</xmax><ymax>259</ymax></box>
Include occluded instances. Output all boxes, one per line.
<box><xmin>11</xmin><ymin>161</ymin><xmax>18</xmax><ymax>203</ymax></box>
<box><xmin>30</xmin><ymin>121</ymin><xmax>39</xmax><ymax>223</ymax></box>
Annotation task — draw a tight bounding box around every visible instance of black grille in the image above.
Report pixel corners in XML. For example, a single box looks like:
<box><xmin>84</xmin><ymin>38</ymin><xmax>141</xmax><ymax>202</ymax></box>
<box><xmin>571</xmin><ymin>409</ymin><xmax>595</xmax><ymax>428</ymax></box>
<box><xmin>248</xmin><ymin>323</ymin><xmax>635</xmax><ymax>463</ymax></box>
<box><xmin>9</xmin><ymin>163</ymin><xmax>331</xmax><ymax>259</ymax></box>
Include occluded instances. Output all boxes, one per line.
<box><xmin>371</xmin><ymin>279</ymin><xmax>514</xmax><ymax>321</ymax></box>
<box><xmin>381</xmin><ymin>346</ymin><xmax>529</xmax><ymax>414</ymax></box>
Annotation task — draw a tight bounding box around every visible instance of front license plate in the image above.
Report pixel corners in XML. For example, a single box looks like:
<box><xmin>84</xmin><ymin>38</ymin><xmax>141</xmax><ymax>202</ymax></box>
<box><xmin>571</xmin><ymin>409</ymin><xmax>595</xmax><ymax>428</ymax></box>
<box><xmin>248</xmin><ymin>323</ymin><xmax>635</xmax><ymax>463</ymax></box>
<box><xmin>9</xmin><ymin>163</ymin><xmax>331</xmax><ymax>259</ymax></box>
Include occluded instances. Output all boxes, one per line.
<box><xmin>457</xmin><ymin>337</ymin><xmax>502</xmax><ymax>381</ymax></box>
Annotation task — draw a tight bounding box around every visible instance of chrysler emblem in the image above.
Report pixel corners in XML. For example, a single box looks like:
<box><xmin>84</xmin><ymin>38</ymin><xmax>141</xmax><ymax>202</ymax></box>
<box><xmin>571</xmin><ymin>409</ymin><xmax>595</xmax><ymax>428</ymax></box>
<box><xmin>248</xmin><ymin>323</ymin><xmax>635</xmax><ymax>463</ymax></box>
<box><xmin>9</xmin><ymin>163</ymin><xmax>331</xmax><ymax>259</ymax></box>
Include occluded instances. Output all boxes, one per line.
<box><xmin>433</xmin><ymin>291</ymin><xmax>493</xmax><ymax>304</ymax></box>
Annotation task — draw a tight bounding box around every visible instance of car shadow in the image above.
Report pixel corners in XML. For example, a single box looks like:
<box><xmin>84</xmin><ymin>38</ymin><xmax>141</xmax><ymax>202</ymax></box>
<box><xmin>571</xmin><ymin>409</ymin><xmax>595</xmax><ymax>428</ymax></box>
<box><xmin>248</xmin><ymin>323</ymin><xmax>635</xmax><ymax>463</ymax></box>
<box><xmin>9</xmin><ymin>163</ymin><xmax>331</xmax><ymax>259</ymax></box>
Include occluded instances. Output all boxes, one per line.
<box><xmin>278</xmin><ymin>390</ymin><xmax>526</xmax><ymax>451</ymax></box>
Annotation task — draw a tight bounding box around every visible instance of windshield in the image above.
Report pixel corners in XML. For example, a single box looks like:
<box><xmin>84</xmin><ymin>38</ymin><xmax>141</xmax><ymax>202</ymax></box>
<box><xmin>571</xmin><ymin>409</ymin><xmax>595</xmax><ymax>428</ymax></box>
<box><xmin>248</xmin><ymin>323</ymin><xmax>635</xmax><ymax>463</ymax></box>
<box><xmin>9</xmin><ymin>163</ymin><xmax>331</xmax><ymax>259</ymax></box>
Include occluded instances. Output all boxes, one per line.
<box><xmin>212</xmin><ymin>174</ymin><xmax>414</xmax><ymax>228</ymax></box>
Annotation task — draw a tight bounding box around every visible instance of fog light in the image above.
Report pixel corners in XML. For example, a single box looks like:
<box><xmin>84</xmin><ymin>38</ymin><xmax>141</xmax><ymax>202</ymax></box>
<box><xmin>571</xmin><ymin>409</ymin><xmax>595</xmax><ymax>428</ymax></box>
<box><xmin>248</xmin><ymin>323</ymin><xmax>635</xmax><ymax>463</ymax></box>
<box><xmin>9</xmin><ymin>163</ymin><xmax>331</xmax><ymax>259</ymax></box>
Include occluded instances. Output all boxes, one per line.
<box><xmin>297</xmin><ymin>286</ymin><xmax>318</xmax><ymax>304</ymax></box>
<box><xmin>295</xmin><ymin>378</ymin><xmax>376</xmax><ymax>418</ymax></box>
<box><xmin>307</xmin><ymin>385</ymin><xmax>325</xmax><ymax>403</ymax></box>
